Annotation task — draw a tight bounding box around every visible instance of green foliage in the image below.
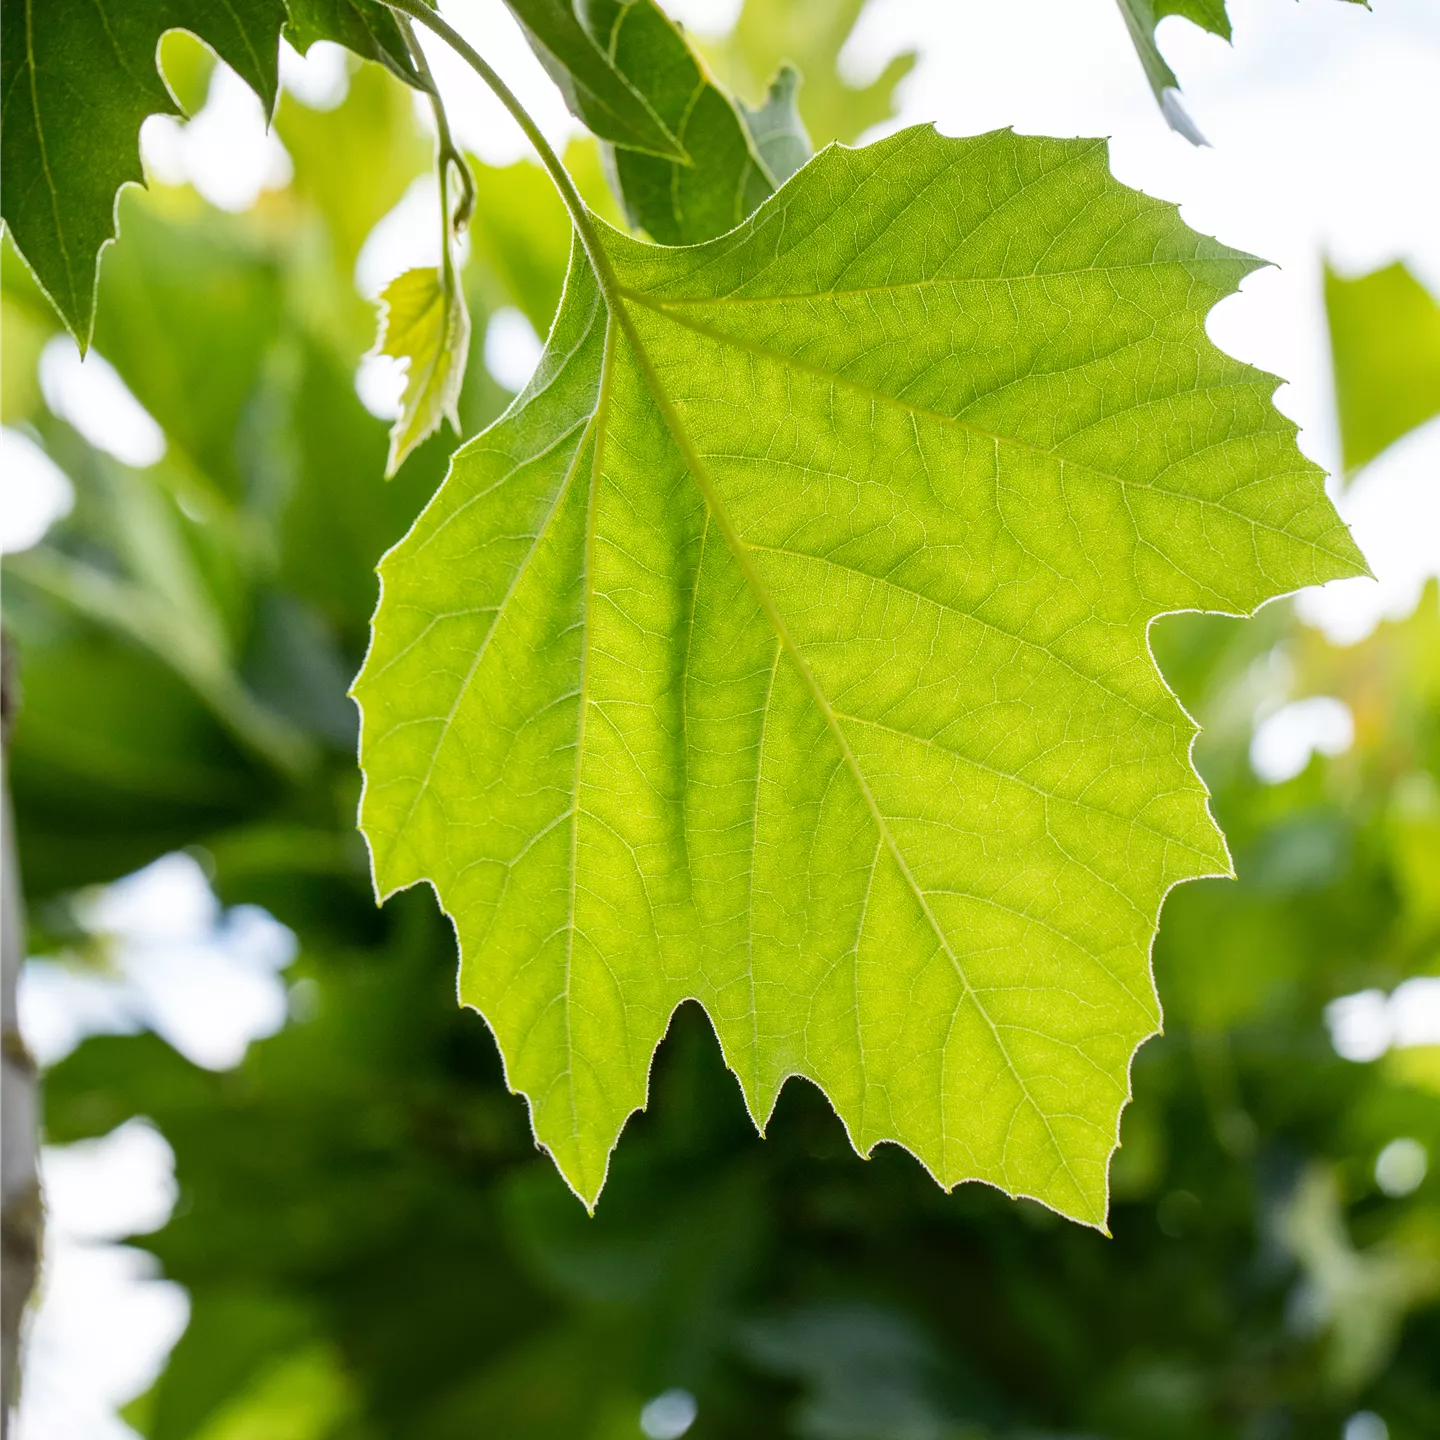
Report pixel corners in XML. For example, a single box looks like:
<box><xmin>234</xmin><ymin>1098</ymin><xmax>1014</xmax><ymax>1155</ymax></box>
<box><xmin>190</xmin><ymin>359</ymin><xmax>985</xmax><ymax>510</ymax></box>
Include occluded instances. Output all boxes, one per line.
<box><xmin>355</xmin><ymin>125</ymin><xmax>1363</xmax><ymax>1223</ymax></box>
<box><xmin>7</xmin><ymin>5</ymin><xmax>1437</xmax><ymax>1437</ymax></box>
<box><xmin>582</xmin><ymin>0</ymin><xmax>794</xmax><ymax>242</ymax></box>
<box><xmin>284</xmin><ymin>0</ymin><xmax>425</xmax><ymax>86</ymax></box>
<box><xmin>0</xmin><ymin>0</ymin><xmax>426</xmax><ymax>348</ymax></box>
<box><xmin>1326</xmin><ymin>261</ymin><xmax>1440</xmax><ymax>477</ymax></box>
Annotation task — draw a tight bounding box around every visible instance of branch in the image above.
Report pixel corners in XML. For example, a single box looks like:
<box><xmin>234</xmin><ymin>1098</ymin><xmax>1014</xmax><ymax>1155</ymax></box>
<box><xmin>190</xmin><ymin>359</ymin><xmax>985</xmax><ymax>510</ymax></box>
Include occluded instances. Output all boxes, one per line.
<box><xmin>0</xmin><ymin>634</ymin><xmax>40</xmax><ymax>1438</ymax></box>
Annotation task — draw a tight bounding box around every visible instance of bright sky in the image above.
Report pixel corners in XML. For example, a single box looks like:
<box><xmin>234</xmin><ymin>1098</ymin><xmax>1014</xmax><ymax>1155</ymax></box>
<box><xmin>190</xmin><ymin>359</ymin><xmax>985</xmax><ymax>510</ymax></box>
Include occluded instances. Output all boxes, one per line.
<box><xmin>9</xmin><ymin>5</ymin><xmax>1440</xmax><ymax>1437</ymax></box>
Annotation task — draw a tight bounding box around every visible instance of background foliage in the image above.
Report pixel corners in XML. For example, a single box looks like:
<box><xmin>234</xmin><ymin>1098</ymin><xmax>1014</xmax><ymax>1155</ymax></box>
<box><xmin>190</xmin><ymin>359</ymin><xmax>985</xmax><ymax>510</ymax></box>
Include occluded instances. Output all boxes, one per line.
<box><xmin>3</xmin><ymin>2</ymin><xmax>1439</xmax><ymax>1437</ymax></box>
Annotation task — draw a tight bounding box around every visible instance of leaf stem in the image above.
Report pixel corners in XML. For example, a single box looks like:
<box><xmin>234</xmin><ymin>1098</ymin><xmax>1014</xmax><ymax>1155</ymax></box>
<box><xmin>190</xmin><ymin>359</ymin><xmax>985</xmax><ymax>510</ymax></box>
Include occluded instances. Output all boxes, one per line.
<box><xmin>395</xmin><ymin>13</ymin><xmax>475</xmax><ymax>238</ymax></box>
<box><xmin>382</xmin><ymin>0</ymin><xmax>621</xmax><ymax>303</ymax></box>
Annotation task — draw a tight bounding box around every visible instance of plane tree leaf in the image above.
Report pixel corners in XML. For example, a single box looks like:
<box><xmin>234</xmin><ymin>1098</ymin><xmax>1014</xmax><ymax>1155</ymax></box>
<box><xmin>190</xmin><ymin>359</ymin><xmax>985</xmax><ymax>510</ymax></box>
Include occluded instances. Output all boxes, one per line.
<box><xmin>0</xmin><ymin>0</ymin><xmax>429</xmax><ymax>346</ymax></box>
<box><xmin>373</xmin><ymin>264</ymin><xmax>471</xmax><ymax>476</ymax></box>
<box><xmin>353</xmin><ymin>126</ymin><xmax>1367</xmax><ymax>1226</ymax></box>
<box><xmin>1325</xmin><ymin>260</ymin><xmax>1440</xmax><ymax>478</ymax></box>
<box><xmin>582</xmin><ymin>0</ymin><xmax>786</xmax><ymax>244</ymax></box>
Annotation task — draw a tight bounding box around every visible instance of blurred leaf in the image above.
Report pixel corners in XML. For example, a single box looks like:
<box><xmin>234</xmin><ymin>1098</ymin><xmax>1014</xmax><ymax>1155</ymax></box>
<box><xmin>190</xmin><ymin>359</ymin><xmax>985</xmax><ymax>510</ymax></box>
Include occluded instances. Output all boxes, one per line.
<box><xmin>712</xmin><ymin>0</ymin><xmax>915</xmax><ymax>147</ymax></box>
<box><xmin>374</xmin><ymin>264</ymin><xmax>471</xmax><ymax>476</ymax></box>
<box><xmin>276</xmin><ymin>61</ymin><xmax>431</xmax><ymax>283</ymax></box>
<box><xmin>736</xmin><ymin>65</ymin><xmax>812</xmax><ymax>187</ymax></box>
<box><xmin>92</xmin><ymin>189</ymin><xmax>286</xmax><ymax>499</ymax></box>
<box><xmin>466</xmin><ymin>160</ymin><xmax>573</xmax><ymax>335</ymax></box>
<box><xmin>0</xmin><ymin>298</ymin><xmax>52</xmax><ymax>426</ymax></box>
<box><xmin>1280</xmin><ymin>1164</ymin><xmax>1440</xmax><ymax>1392</ymax></box>
<box><xmin>354</xmin><ymin>128</ymin><xmax>1362</xmax><ymax>1224</ymax></box>
<box><xmin>158</xmin><ymin>30</ymin><xmax>219</xmax><ymax>118</ymax></box>
<box><xmin>500</xmin><ymin>0</ymin><xmax>687</xmax><ymax>160</ymax></box>
<box><xmin>1326</xmin><ymin>261</ymin><xmax>1440</xmax><ymax>476</ymax></box>
<box><xmin>462</xmin><ymin>141</ymin><xmax>623</xmax><ymax>342</ymax></box>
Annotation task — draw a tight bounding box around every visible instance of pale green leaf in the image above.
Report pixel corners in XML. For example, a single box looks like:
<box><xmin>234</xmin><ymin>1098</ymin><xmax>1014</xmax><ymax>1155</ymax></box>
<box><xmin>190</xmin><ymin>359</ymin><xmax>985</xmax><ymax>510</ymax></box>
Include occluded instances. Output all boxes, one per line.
<box><xmin>711</xmin><ymin>0</ymin><xmax>916</xmax><ymax>147</ymax></box>
<box><xmin>737</xmin><ymin>65</ymin><xmax>812</xmax><ymax>187</ymax></box>
<box><xmin>354</xmin><ymin>127</ymin><xmax>1366</xmax><ymax>1226</ymax></box>
<box><xmin>1325</xmin><ymin>260</ymin><xmax>1440</xmax><ymax>478</ymax></box>
<box><xmin>374</xmin><ymin>265</ymin><xmax>471</xmax><ymax>477</ymax></box>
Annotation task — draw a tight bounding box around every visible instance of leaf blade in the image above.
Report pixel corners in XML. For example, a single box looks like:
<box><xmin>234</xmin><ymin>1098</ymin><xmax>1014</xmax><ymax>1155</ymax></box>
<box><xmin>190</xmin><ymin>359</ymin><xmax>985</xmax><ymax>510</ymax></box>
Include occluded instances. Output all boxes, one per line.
<box><xmin>355</xmin><ymin>127</ymin><xmax>1366</xmax><ymax>1224</ymax></box>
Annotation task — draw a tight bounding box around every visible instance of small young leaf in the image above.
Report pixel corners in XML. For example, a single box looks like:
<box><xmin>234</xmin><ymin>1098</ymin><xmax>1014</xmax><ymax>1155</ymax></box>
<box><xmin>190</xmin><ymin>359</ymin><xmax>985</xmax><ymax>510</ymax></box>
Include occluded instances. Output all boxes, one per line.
<box><xmin>374</xmin><ymin>265</ymin><xmax>471</xmax><ymax>476</ymax></box>
<box><xmin>1325</xmin><ymin>261</ymin><xmax>1440</xmax><ymax>477</ymax></box>
<box><xmin>0</xmin><ymin>0</ymin><xmax>289</xmax><ymax>345</ymax></box>
<box><xmin>501</xmin><ymin>0</ymin><xmax>686</xmax><ymax>161</ymax></box>
<box><xmin>354</xmin><ymin>127</ymin><xmax>1366</xmax><ymax>1225</ymax></box>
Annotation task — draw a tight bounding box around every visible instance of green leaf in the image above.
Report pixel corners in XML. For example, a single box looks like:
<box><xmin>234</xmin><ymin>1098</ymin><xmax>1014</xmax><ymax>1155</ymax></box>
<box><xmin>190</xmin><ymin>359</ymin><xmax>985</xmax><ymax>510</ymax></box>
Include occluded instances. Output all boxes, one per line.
<box><xmin>736</xmin><ymin>65</ymin><xmax>812</xmax><ymax>188</ymax></box>
<box><xmin>583</xmin><ymin>0</ymin><xmax>781</xmax><ymax>244</ymax></box>
<box><xmin>374</xmin><ymin>264</ymin><xmax>472</xmax><ymax>477</ymax></box>
<box><xmin>714</xmin><ymin>0</ymin><xmax>916</xmax><ymax>147</ymax></box>
<box><xmin>354</xmin><ymin>127</ymin><xmax>1366</xmax><ymax>1226</ymax></box>
<box><xmin>1325</xmin><ymin>260</ymin><xmax>1440</xmax><ymax>477</ymax></box>
<box><xmin>0</xmin><ymin>0</ymin><xmax>289</xmax><ymax>345</ymax></box>
<box><xmin>500</xmin><ymin>0</ymin><xmax>686</xmax><ymax>161</ymax></box>
<box><xmin>285</xmin><ymin>0</ymin><xmax>426</xmax><ymax>88</ymax></box>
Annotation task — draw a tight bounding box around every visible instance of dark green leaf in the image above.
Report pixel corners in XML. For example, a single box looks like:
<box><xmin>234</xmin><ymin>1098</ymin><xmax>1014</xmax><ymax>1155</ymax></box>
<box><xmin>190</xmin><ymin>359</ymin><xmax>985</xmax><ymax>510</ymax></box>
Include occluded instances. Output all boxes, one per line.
<box><xmin>500</xmin><ymin>0</ymin><xmax>686</xmax><ymax>161</ymax></box>
<box><xmin>585</xmin><ymin>0</ymin><xmax>780</xmax><ymax>243</ymax></box>
<box><xmin>0</xmin><ymin>0</ymin><xmax>289</xmax><ymax>344</ymax></box>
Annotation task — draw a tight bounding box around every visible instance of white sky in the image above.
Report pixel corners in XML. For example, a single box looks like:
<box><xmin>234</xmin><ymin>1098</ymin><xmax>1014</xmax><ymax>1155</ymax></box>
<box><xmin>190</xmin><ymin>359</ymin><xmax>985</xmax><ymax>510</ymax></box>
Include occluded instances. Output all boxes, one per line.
<box><xmin>12</xmin><ymin>4</ymin><xmax>1440</xmax><ymax>1436</ymax></box>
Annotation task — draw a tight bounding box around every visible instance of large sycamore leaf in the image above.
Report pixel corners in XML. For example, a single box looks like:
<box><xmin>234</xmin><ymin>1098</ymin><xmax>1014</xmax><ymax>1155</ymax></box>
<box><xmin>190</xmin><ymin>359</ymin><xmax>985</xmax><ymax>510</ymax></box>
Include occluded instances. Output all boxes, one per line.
<box><xmin>1325</xmin><ymin>260</ymin><xmax>1440</xmax><ymax>478</ymax></box>
<box><xmin>354</xmin><ymin>127</ymin><xmax>1366</xmax><ymax>1226</ymax></box>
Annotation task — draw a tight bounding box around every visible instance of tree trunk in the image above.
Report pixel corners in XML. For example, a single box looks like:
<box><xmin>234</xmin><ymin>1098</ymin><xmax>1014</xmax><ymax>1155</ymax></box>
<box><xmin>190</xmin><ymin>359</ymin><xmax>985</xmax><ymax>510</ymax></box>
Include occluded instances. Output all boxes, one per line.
<box><xmin>1</xmin><ymin>636</ymin><xmax>40</xmax><ymax>1438</ymax></box>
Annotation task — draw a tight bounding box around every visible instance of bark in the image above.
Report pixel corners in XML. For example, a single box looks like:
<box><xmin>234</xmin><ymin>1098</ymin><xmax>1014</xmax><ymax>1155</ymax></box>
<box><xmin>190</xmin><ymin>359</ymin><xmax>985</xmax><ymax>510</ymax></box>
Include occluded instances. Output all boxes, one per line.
<box><xmin>1</xmin><ymin>635</ymin><xmax>39</xmax><ymax>1438</ymax></box>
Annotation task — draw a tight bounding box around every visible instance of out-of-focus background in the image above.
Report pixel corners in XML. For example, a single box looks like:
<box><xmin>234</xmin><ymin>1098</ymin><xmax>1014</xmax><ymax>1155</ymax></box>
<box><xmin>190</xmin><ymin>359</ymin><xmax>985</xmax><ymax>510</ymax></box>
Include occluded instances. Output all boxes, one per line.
<box><xmin>3</xmin><ymin>1</ymin><xmax>1438</xmax><ymax>1437</ymax></box>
